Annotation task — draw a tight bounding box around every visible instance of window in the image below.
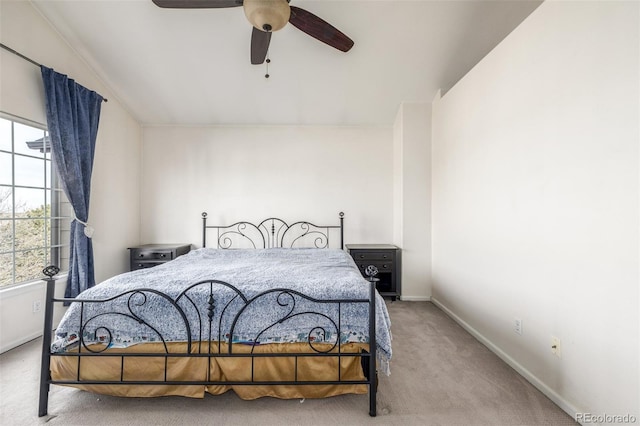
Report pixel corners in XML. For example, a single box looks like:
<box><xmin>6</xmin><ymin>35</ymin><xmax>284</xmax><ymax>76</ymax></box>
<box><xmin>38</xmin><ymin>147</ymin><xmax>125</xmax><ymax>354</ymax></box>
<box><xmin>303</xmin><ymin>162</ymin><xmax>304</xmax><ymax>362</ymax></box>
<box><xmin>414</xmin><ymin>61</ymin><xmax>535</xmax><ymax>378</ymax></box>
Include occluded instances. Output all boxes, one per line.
<box><xmin>0</xmin><ymin>114</ymin><xmax>71</xmax><ymax>288</ymax></box>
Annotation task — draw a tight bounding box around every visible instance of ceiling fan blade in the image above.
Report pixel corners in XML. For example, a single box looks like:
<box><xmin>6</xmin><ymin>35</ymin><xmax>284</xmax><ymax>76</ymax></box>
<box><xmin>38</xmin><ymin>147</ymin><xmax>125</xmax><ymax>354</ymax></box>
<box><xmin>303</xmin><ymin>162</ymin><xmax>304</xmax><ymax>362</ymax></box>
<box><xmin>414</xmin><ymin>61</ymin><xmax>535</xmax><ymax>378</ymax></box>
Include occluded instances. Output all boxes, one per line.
<box><xmin>251</xmin><ymin>27</ymin><xmax>271</xmax><ymax>64</ymax></box>
<box><xmin>152</xmin><ymin>0</ymin><xmax>243</xmax><ymax>8</ymax></box>
<box><xmin>288</xmin><ymin>6</ymin><xmax>354</xmax><ymax>52</ymax></box>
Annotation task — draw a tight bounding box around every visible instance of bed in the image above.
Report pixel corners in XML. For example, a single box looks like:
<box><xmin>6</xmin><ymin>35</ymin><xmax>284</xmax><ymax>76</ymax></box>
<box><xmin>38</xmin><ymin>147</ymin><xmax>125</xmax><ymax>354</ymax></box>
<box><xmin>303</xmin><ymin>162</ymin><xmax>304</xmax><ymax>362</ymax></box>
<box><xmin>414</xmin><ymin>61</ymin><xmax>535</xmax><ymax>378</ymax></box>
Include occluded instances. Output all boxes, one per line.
<box><xmin>38</xmin><ymin>212</ymin><xmax>392</xmax><ymax>417</ymax></box>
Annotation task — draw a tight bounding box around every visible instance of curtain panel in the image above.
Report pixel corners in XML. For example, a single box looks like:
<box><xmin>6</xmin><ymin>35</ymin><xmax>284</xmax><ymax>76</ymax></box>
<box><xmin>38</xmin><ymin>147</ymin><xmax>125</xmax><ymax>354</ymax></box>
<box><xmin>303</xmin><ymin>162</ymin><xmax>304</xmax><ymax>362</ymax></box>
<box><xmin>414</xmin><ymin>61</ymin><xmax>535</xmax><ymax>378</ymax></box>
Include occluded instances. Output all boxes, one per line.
<box><xmin>41</xmin><ymin>66</ymin><xmax>103</xmax><ymax>300</ymax></box>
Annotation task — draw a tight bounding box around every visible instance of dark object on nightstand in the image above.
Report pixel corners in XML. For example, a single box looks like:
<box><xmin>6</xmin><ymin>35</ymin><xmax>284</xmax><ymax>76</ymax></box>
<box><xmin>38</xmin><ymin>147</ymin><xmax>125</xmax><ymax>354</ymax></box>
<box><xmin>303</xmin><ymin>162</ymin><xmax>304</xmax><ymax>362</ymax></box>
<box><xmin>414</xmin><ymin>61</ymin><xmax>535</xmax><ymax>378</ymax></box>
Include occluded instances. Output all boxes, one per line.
<box><xmin>346</xmin><ymin>244</ymin><xmax>401</xmax><ymax>300</ymax></box>
<box><xmin>128</xmin><ymin>244</ymin><xmax>191</xmax><ymax>271</ymax></box>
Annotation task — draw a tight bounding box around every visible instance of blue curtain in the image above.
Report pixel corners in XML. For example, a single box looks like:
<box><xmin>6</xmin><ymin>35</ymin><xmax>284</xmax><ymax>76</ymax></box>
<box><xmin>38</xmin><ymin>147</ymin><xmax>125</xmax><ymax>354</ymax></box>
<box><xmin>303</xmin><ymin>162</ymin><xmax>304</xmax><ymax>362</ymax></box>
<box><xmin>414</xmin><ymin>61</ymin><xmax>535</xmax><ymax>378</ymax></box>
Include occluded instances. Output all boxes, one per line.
<box><xmin>41</xmin><ymin>66</ymin><xmax>103</xmax><ymax>300</ymax></box>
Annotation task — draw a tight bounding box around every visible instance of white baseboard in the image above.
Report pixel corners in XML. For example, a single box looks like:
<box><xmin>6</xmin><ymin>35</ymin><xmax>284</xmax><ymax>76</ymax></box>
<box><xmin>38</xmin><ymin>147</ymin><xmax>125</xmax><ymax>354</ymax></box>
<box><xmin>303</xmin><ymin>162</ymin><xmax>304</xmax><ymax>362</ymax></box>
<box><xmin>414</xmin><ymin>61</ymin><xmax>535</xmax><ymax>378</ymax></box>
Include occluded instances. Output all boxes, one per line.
<box><xmin>430</xmin><ymin>297</ymin><xmax>581</xmax><ymax>424</ymax></box>
<box><xmin>0</xmin><ymin>330</ymin><xmax>42</xmax><ymax>354</ymax></box>
<box><xmin>399</xmin><ymin>295</ymin><xmax>431</xmax><ymax>302</ymax></box>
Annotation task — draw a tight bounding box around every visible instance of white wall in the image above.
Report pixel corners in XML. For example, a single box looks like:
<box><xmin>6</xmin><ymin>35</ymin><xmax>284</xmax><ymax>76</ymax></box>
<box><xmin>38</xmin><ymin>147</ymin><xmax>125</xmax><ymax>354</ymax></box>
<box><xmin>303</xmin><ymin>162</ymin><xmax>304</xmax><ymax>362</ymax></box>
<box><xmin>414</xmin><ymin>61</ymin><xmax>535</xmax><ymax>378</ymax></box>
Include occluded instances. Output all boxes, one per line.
<box><xmin>432</xmin><ymin>0</ymin><xmax>639</xmax><ymax>420</ymax></box>
<box><xmin>0</xmin><ymin>1</ymin><xmax>142</xmax><ymax>352</ymax></box>
<box><xmin>141</xmin><ymin>125</ymin><xmax>394</xmax><ymax>248</ymax></box>
<box><xmin>393</xmin><ymin>103</ymin><xmax>431</xmax><ymax>301</ymax></box>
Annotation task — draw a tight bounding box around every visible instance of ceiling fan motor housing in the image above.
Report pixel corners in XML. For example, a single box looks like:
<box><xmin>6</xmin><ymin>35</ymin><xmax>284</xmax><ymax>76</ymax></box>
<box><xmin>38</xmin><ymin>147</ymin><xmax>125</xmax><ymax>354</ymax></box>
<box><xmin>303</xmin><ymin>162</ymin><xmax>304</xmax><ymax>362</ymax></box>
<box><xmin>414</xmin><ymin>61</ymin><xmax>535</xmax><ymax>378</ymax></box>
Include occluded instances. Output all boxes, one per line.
<box><xmin>244</xmin><ymin>0</ymin><xmax>291</xmax><ymax>32</ymax></box>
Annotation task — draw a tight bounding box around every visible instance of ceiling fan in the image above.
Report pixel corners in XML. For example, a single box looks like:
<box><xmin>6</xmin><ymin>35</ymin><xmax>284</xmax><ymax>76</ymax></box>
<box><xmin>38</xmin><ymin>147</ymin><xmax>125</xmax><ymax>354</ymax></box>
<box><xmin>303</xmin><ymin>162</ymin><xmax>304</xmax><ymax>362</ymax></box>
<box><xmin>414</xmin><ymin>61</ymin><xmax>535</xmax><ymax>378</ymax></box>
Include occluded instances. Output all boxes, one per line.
<box><xmin>152</xmin><ymin>0</ymin><xmax>354</xmax><ymax>65</ymax></box>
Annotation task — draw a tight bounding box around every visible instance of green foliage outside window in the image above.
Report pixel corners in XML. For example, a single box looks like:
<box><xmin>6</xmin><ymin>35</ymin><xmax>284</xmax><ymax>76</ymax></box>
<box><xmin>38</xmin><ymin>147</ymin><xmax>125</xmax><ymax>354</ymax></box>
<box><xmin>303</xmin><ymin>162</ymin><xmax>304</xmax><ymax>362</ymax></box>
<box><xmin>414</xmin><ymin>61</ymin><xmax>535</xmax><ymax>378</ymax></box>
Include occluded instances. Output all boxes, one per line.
<box><xmin>0</xmin><ymin>116</ymin><xmax>70</xmax><ymax>288</ymax></box>
<box><xmin>0</xmin><ymin>195</ymin><xmax>51</xmax><ymax>285</ymax></box>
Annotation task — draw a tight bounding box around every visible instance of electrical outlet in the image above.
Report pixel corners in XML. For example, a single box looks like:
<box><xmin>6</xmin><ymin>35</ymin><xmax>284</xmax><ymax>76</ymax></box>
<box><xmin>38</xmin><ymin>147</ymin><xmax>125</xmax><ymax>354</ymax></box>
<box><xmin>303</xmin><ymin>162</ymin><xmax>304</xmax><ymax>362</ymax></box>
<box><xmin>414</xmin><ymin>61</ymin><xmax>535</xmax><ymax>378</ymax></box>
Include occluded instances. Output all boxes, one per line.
<box><xmin>32</xmin><ymin>300</ymin><xmax>42</xmax><ymax>313</ymax></box>
<box><xmin>514</xmin><ymin>318</ymin><xmax>523</xmax><ymax>335</ymax></box>
<box><xmin>551</xmin><ymin>336</ymin><xmax>562</xmax><ymax>358</ymax></box>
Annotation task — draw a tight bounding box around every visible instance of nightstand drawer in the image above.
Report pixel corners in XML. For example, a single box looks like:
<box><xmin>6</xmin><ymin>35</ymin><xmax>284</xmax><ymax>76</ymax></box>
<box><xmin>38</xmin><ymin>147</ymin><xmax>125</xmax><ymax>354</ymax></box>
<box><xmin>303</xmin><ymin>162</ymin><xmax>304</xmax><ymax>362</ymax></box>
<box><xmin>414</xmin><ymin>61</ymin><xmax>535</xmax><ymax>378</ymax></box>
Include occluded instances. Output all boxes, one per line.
<box><xmin>132</xmin><ymin>261</ymin><xmax>165</xmax><ymax>270</ymax></box>
<box><xmin>356</xmin><ymin>261</ymin><xmax>393</xmax><ymax>272</ymax></box>
<box><xmin>352</xmin><ymin>251</ymin><xmax>395</xmax><ymax>262</ymax></box>
<box><xmin>132</xmin><ymin>250</ymin><xmax>174</xmax><ymax>261</ymax></box>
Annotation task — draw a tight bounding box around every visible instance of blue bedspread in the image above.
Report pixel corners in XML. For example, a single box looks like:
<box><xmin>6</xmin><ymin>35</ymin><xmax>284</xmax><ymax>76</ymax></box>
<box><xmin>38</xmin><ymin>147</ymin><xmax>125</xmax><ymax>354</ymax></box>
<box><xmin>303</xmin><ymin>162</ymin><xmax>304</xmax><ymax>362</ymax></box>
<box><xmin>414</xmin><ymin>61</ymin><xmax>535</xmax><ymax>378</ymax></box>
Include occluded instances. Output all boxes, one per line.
<box><xmin>53</xmin><ymin>248</ymin><xmax>392</xmax><ymax>373</ymax></box>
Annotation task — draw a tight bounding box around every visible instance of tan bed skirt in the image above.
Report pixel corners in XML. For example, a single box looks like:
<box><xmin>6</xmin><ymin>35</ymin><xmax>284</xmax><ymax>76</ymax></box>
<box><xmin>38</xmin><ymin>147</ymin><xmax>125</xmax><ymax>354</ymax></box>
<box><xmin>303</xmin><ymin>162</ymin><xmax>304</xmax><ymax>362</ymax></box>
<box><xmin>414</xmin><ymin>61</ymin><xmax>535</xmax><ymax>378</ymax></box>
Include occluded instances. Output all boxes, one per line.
<box><xmin>51</xmin><ymin>342</ymin><xmax>369</xmax><ymax>400</ymax></box>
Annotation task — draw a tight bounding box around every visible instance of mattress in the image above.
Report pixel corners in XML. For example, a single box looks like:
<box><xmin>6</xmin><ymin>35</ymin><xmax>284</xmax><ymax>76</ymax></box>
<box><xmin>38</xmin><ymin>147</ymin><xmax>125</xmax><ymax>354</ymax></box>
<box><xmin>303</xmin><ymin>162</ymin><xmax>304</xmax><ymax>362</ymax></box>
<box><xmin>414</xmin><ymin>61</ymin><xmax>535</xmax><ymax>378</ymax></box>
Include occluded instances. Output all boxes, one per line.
<box><xmin>49</xmin><ymin>248</ymin><xmax>391</xmax><ymax>399</ymax></box>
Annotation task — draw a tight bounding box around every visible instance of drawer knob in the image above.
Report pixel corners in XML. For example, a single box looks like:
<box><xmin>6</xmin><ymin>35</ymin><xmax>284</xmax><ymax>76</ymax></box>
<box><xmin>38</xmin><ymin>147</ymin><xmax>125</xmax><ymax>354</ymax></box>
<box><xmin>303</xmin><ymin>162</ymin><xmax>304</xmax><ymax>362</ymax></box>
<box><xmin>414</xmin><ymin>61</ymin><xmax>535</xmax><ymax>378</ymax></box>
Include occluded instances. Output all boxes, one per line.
<box><xmin>159</xmin><ymin>253</ymin><xmax>166</xmax><ymax>258</ymax></box>
<box><xmin>138</xmin><ymin>253</ymin><xmax>144</xmax><ymax>257</ymax></box>
<box><xmin>359</xmin><ymin>254</ymin><xmax>365</xmax><ymax>258</ymax></box>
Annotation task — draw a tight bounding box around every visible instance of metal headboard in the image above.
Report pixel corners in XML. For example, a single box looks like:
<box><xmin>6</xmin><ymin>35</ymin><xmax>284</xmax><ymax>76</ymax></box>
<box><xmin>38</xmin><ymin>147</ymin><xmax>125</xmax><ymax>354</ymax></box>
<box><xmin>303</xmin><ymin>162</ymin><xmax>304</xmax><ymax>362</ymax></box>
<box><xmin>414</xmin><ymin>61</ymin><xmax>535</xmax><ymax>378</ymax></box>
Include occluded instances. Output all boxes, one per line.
<box><xmin>202</xmin><ymin>212</ymin><xmax>344</xmax><ymax>249</ymax></box>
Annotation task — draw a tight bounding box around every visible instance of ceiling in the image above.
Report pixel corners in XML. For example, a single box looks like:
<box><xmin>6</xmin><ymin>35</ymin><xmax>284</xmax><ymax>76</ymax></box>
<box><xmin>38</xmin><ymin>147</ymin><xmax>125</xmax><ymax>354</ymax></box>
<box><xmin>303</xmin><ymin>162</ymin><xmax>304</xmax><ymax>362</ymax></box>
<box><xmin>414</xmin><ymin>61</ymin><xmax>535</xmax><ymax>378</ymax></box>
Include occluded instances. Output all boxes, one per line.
<box><xmin>31</xmin><ymin>0</ymin><xmax>542</xmax><ymax>126</ymax></box>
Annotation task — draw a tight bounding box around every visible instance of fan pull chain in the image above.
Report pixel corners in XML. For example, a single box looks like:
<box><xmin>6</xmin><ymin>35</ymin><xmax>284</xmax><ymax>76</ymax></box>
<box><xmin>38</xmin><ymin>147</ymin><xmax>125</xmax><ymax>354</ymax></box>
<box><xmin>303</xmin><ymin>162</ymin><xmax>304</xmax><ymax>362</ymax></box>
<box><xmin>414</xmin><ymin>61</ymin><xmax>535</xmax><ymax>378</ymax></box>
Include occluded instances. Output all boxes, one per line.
<box><xmin>265</xmin><ymin>54</ymin><xmax>271</xmax><ymax>79</ymax></box>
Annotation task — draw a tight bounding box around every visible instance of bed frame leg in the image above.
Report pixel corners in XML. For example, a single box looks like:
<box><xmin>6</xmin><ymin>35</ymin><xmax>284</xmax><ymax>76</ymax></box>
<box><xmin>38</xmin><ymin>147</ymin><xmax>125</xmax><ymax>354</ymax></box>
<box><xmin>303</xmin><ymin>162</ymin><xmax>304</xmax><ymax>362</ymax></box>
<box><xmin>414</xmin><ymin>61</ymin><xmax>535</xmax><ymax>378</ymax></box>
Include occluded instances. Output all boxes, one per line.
<box><xmin>369</xmin><ymin>386</ymin><xmax>377</xmax><ymax>417</ymax></box>
<box><xmin>38</xmin><ymin>266</ymin><xmax>58</xmax><ymax>417</ymax></box>
<box><xmin>368</xmin><ymin>280</ymin><xmax>377</xmax><ymax>417</ymax></box>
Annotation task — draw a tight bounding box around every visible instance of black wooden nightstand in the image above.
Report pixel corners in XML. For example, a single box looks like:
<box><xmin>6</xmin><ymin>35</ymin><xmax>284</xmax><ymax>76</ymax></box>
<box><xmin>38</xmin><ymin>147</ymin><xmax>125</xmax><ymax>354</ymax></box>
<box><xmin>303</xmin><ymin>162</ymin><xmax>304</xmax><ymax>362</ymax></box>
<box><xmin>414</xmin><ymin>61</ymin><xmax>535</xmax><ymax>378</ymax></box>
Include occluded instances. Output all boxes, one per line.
<box><xmin>128</xmin><ymin>244</ymin><xmax>191</xmax><ymax>271</ymax></box>
<box><xmin>346</xmin><ymin>244</ymin><xmax>401</xmax><ymax>300</ymax></box>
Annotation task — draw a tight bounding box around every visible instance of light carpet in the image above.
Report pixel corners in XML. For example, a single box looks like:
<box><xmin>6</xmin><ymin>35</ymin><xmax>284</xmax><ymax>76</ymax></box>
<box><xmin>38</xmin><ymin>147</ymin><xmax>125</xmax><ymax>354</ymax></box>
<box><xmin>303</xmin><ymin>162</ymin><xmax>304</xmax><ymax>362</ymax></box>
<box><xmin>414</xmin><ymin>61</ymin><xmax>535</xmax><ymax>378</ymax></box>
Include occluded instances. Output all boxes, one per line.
<box><xmin>0</xmin><ymin>301</ymin><xmax>575</xmax><ymax>425</ymax></box>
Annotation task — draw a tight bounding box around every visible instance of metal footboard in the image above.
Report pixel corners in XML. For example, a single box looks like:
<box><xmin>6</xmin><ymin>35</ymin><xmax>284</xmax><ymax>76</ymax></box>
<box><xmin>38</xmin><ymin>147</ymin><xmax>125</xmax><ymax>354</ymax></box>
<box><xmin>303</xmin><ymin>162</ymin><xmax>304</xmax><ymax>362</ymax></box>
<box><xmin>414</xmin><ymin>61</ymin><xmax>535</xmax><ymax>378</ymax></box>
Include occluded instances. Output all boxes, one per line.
<box><xmin>38</xmin><ymin>266</ymin><xmax>377</xmax><ymax>417</ymax></box>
